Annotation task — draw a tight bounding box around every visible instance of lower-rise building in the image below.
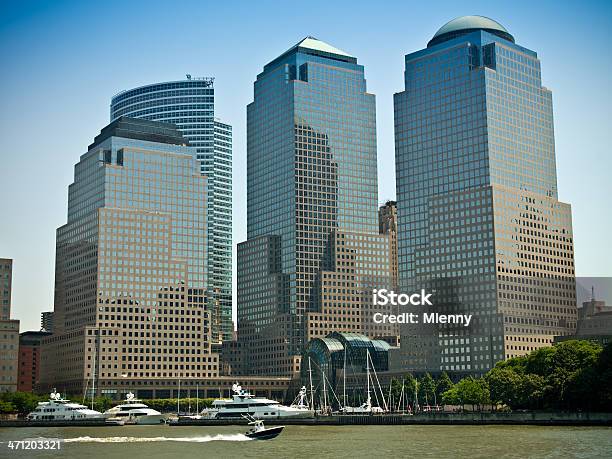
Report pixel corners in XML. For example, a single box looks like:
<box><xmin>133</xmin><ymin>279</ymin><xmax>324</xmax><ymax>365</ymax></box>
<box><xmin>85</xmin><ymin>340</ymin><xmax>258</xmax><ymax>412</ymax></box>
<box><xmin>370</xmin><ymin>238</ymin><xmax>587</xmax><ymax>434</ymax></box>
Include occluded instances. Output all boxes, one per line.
<box><xmin>0</xmin><ymin>258</ymin><xmax>19</xmax><ymax>393</ymax></box>
<box><xmin>0</xmin><ymin>320</ymin><xmax>19</xmax><ymax>393</ymax></box>
<box><xmin>18</xmin><ymin>331</ymin><xmax>51</xmax><ymax>392</ymax></box>
<box><xmin>555</xmin><ymin>291</ymin><xmax>612</xmax><ymax>346</ymax></box>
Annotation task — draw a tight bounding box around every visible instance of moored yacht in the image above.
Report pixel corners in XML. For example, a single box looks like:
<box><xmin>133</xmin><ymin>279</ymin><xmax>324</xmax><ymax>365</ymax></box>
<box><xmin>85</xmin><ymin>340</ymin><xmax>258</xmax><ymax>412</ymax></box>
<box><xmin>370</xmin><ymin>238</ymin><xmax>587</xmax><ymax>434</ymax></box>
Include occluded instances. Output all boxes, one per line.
<box><xmin>338</xmin><ymin>350</ymin><xmax>387</xmax><ymax>414</ymax></box>
<box><xmin>27</xmin><ymin>390</ymin><xmax>104</xmax><ymax>421</ymax></box>
<box><xmin>340</xmin><ymin>395</ymin><xmax>385</xmax><ymax>414</ymax></box>
<box><xmin>103</xmin><ymin>392</ymin><xmax>167</xmax><ymax>425</ymax></box>
<box><xmin>200</xmin><ymin>384</ymin><xmax>314</xmax><ymax>419</ymax></box>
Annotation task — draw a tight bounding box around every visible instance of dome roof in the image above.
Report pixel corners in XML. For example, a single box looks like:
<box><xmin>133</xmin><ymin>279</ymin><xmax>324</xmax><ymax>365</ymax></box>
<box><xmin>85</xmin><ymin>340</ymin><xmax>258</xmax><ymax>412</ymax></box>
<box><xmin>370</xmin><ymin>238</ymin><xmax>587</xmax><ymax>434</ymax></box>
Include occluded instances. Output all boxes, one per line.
<box><xmin>428</xmin><ymin>15</ymin><xmax>514</xmax><ymax>47</ymax></box>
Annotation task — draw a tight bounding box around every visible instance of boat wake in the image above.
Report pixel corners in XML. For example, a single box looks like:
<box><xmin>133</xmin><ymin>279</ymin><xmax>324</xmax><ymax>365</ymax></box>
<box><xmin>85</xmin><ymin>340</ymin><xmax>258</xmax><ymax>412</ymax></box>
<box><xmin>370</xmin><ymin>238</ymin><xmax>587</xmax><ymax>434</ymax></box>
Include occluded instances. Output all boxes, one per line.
<box><xmin>63</xmin><ymin>434</ymin><xmax>251</xmax><ymax>443</ymax></box>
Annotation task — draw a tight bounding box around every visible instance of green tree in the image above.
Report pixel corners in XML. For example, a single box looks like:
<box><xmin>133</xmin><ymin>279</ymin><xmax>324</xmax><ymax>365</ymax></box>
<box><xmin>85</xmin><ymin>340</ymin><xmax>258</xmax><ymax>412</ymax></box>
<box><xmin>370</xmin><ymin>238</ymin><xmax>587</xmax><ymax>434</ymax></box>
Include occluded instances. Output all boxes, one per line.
<box><xmin>0</xmin><ymin>392</ymin><xmax>42</xmax><ymax>416</ymax></box>
<box><xmin>524</xmin><ymin>347</ymin><xmax>555</xmax><ymax>377</ymax></box>
<box><xmin>389</xmin><ymin>378</ymin><xmax>404</xmax><ymax>411</ymax></box>
<box><xmin>516</xmin><ymin>373</ymin><xmax>546</xmax><ymax>409</ymax></box>
<box><xmin>0</xmin><ymin>400</ymin><xmax>16</xmax><ymax>414</ymax></box>
<box><xmin>594</xmin><ymin>343</ymin><xmax>612</xmax><ymax>411</ymax></box>
<box><xmin>552</xmin><ymin>340</ymin><xmax>602</xmax><ymax>372</ymax></box>
<box><xmin>403</xmin><ymin>373</ymin><xmax>418</xmax><ymax>407</ymax></box>
<box><xmin>419</xmin><ymin>373</ymin><xmax>436</xmax><ymax>405</ymax></box>
<box><xmin>540</xmin><ymin>340</ymin><xmax>602</xmax><ymax>408</ymax></box>
<box><xmin>441</xmin><ymin>386</ymin><xmax>460</xmax><ymax>406</ymax></box>
<box><xmin>436</xmin><ymin>371</ymin><xmax>453</xmax><ymax>400</ymax></box>
<box><xmin>92</xmin><ymin>396</ymin><xmax>113</xmax><ymax>413</ymax></box>
<box><xmin>486</xmin><ymin>366</ymin><xmax>520</xmax><ymax>407</ymax></box>
<box><xmin>456</xmin><ymin>340</ymin><xmax>609</xmax><ymax>412</ymax></box>
<box><xmin>455</xmin><ymin>377</ymin><xmax>490</xmax><ymax>410</ymax></box>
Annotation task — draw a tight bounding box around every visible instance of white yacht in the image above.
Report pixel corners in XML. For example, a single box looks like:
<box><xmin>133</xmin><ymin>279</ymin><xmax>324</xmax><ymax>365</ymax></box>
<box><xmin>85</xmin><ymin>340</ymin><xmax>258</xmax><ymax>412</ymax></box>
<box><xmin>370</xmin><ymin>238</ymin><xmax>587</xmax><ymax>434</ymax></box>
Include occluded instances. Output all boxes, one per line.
<box><xmin>27</xmin><ymin>390</ymin><xmax>103</xmax><ymax>421</ymax></box>
<box><xmin>103</xmin><ymin>392</ymin><xmax>167</xmax><ymax>425</ymax></box>
<box><xmin>340</xmin><ymin>395</ymin><xmax>385</xmax><ymax>414</ymax></box>
<box><xmin>200</xmin><ymin>384</ymin><xmax>314</xmax><ymax>419</ymax></box>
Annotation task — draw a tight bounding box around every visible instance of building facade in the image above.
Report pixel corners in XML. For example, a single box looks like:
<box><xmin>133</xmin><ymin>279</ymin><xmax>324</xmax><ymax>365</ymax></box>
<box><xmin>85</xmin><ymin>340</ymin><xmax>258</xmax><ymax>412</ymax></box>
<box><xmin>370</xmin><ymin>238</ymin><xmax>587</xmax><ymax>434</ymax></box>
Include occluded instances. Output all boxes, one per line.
<box><xmin>110</xmin><ymin>78</ymin><xmax>233</xmax><ymax>345</ymax></box>
<box><xmin>306</xmin><ymin>230</ymin><xmax>397</xmax><ymax>342</ymax></box>
<box><xmin>1</xmin><ymin>258</ymin><xmax>12</xmax><ymax>320</ymax></box>
<box><xmin>379</xmin><ymin>201</ymin><xmax>399</xmax><ymax>292</ymax></box>
<box><xmin>556</xmin><ymin>290</ymin><xmax>612</xmax><ymax>346</ymax></box>
<box><xmin>394</xmin><ymin>16</ymin><xmax>576</xmax><ymax>373</ymax></box>
<box><xmin>239</xmin><ymin>37</ymin><xmax>390</xmax><ymax>375</ymax></box>
<box><xmin>0</xmin><ymin>320</ymin><xmax>19</xmax><ymax>393</ymax></box>
<box><xmin>0</xmin><ymin>258</ymin><xmax>19</xmax><ymax>392</ymax></box>
<box><xmin>40</xmin><ymin>118</ymin><xmax>219</xmax><ymax>395</ymax></box>
<box><xmin>18</xmin><ymin>331</ymin><xmax>51</xmax><ymax>392</ymax></box>
<box><xmin>41</xmin><ymin>311</ymin><xmax>54</xmax><ymax>333</ymax></box>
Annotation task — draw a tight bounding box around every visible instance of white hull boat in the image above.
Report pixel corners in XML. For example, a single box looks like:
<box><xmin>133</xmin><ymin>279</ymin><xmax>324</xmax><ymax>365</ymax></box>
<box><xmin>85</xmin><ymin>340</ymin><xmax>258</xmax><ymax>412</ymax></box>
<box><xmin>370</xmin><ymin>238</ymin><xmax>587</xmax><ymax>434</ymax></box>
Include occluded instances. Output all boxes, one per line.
<box><xmin>200</xmin><ymin>384</ymin><xmax>314</xmax><ymax>419</ymax></box>
<box><xmin>103</xmin><ymin>392</ymin><xmax>167</xmax><ymax>425</ymax></box>
<box><xmin>27</xmin><ymin>390</ymin><xmax>104</xmax><ymax>421</ymax></box>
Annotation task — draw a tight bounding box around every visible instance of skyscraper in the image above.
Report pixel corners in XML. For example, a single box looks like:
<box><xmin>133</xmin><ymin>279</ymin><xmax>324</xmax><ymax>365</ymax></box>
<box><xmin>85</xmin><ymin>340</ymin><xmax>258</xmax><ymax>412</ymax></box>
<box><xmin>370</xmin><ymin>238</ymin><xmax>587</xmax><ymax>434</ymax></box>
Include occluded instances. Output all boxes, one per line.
<box><xmin>40</xmin><ymin>117</ymin><xmax>218</xmax><ymax>394</ymax></box>
<box><xmin>239</xmin><ymin>37</ymin><xmax>388</xmax><ymax>375</ymax></box>
<box><xmin>394</xmin><ymin>16</ymin><xmax>576</xmax><ymax>372</ymax></box>
<box><xmin>110</xmin><ymin>78</ymin><xmax>233</xmax><ymax>345</ymax></box>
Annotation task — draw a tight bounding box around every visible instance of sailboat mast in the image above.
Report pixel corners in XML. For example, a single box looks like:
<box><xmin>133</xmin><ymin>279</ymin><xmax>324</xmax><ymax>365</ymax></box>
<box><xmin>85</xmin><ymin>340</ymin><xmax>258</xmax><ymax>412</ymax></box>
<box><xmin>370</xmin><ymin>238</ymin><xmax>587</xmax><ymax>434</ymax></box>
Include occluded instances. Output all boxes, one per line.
<box><xmin>343</xmin><ymin>348</ymin><xmax>347</xmax><ymax>409</ymax></box>
<box><xmin>177</xmin><ymin>378</ymin><xmax>181</xmax><ymax>415</ymax></box>
<box><xmin>91</xmin><ymin>333</ymin><xmax>96</xmax><ymax>411</ymax></box>
<box><xmin>368</xmin><ymin>349</ymin><xmax>388</xmax><ymax>412</ymax></box>
<box><xmin>82</xmin><ymin>378</ymin><xmax>88</xmax><ymax>406</ymax></box>
<box><xmin>322</xmin><ymin>368</ymin><xmax>328</xmax><ymax>413</ymax></box>
<box><xmin>308</xmin><ymin>357</ymin><xmax>314</xmax><ymax>410</ymax></box>
<box><xmin>366</xmin><ymin>349</ymin><xmax>370</xmax><ymax>405</ymax></box>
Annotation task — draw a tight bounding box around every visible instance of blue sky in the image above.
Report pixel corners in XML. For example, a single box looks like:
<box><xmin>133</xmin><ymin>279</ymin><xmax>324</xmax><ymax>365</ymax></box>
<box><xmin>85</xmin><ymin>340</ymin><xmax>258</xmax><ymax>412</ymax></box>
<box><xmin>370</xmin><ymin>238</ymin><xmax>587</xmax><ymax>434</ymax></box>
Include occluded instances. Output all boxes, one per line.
<box><xmin>1</xmin><ymin>0</ymin><xmax>611</xmax><ymax>331</ymax></box>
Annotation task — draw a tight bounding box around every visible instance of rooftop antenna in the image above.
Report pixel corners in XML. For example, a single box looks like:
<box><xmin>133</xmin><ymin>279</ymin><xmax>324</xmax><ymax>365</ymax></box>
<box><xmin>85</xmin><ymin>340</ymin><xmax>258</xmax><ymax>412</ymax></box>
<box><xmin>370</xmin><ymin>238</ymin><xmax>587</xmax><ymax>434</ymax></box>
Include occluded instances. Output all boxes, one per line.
<box><xmin>186</xmin><ymin>74</ymin><xmax>192</xmax><ymax>80</ymax></box>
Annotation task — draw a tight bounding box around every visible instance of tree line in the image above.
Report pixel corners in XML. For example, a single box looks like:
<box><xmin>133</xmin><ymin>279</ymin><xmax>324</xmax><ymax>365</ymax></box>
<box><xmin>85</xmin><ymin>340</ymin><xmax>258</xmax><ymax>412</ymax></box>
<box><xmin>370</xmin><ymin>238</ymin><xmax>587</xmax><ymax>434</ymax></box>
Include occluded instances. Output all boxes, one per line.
<box><xmin>388</xmin><ymin>340</ymin><xmax>612</xmax><ymax>412</ymax></box>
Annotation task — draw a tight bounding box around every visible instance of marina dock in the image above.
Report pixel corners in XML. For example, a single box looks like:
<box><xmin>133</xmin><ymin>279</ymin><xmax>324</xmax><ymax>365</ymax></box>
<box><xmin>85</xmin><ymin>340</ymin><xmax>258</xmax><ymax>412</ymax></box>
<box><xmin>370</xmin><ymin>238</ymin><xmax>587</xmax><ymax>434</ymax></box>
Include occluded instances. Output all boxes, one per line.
<box><xmin>168</xmin><ymin>412</ymin><xmax>612</xmax><ymax>427</ymax></box>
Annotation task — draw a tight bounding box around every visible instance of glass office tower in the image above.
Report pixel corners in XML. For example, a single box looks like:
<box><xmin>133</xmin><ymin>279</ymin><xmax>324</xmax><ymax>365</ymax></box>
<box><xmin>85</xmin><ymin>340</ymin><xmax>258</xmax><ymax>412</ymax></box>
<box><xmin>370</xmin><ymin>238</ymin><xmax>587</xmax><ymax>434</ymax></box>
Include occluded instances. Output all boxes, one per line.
<box><xmin>394</xmin><ymin>16</ymin><xmax>576</xmax><ymax>372</ymax></box>
<box><xmin>40</xmin><ymin>118</ymin><xmax>218</xmax><ymax>394</ymax></box>
<box><xmin>110</xmin><ymin>78</ymin><xmax>233</xmax><ymax>345</ymax></box>
<box><xmin>239</xmin><ymin>37</ymin><xmax>379</xmax><ymax>375</ymax></box>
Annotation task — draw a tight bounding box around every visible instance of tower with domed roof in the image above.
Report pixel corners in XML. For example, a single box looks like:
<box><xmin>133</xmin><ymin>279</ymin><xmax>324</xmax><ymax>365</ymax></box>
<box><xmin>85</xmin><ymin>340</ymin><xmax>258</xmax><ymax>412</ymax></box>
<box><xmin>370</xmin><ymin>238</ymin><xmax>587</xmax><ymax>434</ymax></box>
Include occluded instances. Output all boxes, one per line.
<box><xmin>394</xmin><ymin>16</ymin><xmax>577</xmax><ymax>373</ymax></box>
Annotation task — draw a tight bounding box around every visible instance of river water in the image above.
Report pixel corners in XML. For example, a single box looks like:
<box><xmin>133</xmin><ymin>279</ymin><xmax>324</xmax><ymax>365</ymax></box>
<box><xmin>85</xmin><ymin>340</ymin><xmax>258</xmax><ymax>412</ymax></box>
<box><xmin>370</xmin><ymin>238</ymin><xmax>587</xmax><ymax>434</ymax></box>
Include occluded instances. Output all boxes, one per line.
<box><xmin>0</xmin><ymin>424</ymin><xmax>610</xmax><ymax>458</ymax></box>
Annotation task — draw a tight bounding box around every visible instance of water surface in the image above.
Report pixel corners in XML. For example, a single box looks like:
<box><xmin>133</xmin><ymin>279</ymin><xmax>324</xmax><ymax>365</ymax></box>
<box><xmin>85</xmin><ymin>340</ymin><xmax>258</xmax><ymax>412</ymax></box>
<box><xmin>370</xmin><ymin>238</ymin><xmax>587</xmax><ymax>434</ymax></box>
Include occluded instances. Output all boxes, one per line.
<box><xmin>0</xmin><ymin>424</ymin><xmax>610</xmax><ymax>458</ymax></box>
